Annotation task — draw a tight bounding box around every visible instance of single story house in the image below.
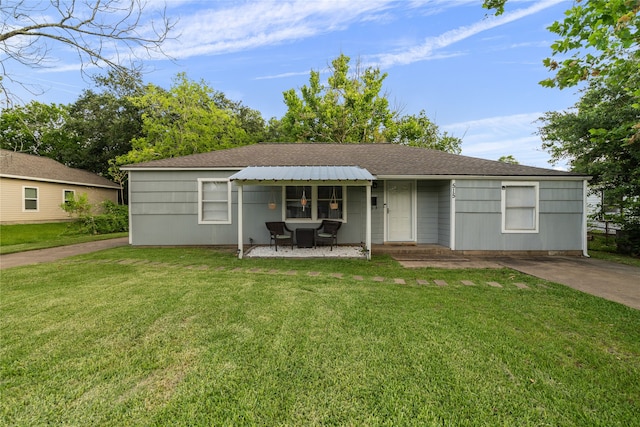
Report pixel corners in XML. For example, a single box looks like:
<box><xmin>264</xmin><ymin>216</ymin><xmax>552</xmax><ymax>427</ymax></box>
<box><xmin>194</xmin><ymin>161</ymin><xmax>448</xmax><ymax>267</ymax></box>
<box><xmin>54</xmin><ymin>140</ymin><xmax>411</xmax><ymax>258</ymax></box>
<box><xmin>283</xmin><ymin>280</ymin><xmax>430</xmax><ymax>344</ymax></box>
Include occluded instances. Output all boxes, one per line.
<box><xmin>0</xmin><ymin>149</ymin><xmax>120</xmax><ymax>224</ymax></box>
<box><xmin>122</xmin><ymin>143</ymin><xmax>591</xmax><ymax>260</ymax></box>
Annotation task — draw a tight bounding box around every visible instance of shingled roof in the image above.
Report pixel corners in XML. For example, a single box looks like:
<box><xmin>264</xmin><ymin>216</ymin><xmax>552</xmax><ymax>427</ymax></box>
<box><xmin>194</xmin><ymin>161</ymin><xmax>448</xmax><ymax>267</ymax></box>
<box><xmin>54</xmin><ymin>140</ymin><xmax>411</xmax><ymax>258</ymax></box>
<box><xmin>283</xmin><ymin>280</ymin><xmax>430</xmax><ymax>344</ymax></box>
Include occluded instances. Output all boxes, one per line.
<box><xmin>122</xmin><ymin>143</ymin><xmax>587</xmax><ymax>178</ymax></box>
<box><xmin>0</xmin><ymin>149</ymin><xmax>120</xmax><ymax>188</ymax></box>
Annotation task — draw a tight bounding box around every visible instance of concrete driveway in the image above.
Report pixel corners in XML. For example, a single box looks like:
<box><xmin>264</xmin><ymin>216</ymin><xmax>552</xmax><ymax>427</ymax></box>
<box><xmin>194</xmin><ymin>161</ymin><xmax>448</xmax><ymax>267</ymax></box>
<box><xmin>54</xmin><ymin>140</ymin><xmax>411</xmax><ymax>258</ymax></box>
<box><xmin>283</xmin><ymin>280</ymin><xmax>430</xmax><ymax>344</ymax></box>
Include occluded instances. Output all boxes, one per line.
<box><xmin>395</xmin><ymin>253</ymin><xmax>639</xmax><ymax>311</ymax></box>
<box><xmin>496</xmin><ymin>256</ymin><xmax>640</xmax><ymax>310</ymax></box>
<box><xmin>0</xmin><ymin>237</ymin><xmax>129</xmax><ymax>270</ymax></box>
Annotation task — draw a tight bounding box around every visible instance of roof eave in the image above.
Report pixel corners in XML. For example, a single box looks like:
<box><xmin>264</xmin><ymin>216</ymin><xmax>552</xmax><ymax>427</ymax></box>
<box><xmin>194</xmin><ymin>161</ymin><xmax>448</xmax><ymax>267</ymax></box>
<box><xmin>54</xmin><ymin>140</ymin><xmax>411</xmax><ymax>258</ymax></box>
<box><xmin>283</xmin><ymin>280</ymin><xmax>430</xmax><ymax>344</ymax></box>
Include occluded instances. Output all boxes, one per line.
<box><xmin>0</xmin><ymin>174</ymin><xmax>121</xmax><ymax>189</ymax></box>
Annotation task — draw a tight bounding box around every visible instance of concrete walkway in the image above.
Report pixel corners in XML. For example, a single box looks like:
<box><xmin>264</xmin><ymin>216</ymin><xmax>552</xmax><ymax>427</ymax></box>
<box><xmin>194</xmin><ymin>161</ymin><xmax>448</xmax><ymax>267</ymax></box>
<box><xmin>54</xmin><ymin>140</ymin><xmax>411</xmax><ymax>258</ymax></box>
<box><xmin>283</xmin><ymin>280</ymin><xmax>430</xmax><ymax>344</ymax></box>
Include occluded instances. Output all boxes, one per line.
<box><xmin>1</xmin><ymin>239</ymin><xmax>638</xmax><ymax>310</ymax></box>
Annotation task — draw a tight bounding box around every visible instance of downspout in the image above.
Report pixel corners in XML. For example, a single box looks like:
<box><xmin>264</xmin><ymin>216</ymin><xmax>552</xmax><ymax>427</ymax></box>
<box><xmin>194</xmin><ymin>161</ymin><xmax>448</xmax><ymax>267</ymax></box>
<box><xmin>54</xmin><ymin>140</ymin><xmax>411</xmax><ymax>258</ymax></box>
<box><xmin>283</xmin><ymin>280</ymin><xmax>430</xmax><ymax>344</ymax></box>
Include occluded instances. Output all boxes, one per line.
<box><xmin>127</xmin><ymin>171</ymin><xmax>132</xmax><ymax>245</ymax></box>
<box><xmin>237</xmin><ymin>184</ymin><xmax>243</xmax><ymax>259</ymax></box>
<box><xmin>450</xmin><ymin>179</ymin><xmax>456</xmax><ymax>251</ymax></box>
<box><xmin>366</xmin><ymin>183</ymin><xmax>372</xmax><ymax>260</ymax></box>
<box><xmin>582</xmin><ymin>179</ymin><xmax>589</xmax><ymax>257</ymax></box>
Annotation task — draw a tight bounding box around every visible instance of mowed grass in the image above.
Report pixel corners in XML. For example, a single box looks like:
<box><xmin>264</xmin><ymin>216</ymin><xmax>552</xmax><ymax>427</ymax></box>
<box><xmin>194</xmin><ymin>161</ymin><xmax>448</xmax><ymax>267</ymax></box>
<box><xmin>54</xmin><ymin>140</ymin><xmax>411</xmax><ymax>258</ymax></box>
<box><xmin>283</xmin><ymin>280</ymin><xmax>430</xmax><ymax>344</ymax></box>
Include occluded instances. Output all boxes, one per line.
<box><xmin>0</xmin><ymin>222</ymin><xmax>127</xmax><ymax>255</ymax></box>
<box><xmin>1</xmin><ymin>247</ymin><xmax>639</xmax><ymax>426</ymax></box>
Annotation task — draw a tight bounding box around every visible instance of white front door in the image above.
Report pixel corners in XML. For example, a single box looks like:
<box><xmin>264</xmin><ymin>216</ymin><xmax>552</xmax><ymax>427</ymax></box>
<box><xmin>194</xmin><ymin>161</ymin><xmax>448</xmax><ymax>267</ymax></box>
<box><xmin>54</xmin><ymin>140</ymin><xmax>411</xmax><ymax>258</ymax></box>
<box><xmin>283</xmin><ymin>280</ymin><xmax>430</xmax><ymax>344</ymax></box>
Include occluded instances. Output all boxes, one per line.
<box><xmin>386</xmin><ymin>180</ymin><xmax>415</xmax><ymax>242</ymax></box>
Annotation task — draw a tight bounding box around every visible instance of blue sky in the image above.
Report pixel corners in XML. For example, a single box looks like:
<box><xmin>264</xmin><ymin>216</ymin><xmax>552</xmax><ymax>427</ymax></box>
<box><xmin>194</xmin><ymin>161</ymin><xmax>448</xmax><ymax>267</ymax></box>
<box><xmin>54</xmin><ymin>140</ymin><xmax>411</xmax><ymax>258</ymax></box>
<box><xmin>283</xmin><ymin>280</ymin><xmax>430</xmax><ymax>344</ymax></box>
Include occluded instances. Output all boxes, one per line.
<box><xmin>7</xmin><ymin>0</ymin><xmax>580</xmax><ymax>169</ymax></box>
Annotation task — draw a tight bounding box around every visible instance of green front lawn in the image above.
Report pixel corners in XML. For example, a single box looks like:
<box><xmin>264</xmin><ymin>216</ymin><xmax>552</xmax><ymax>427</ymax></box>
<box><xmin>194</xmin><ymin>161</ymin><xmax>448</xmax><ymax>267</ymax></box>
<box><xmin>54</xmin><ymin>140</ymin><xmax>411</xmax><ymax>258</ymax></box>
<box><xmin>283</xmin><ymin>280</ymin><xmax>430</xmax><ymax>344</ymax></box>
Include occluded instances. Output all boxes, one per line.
<box><xmin>2</xmin><ymin>247</ymin><xmax>639</xmax><ymax>426</ymax></box>
<box><xmin>0</xmin><ymin>222</ymin><xmax>127</xmax><ymax>254</ymax></box>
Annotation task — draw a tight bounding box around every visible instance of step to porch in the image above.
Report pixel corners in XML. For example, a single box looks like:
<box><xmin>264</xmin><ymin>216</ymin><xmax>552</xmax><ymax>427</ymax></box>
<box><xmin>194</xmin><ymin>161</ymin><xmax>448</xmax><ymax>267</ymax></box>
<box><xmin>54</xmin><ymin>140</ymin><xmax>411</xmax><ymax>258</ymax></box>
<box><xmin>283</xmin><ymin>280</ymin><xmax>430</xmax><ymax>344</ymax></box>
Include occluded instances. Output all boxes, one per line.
<box><xmin>372</xmin><ymin>244</ymin><xmax>458</xmax><ymax>259</ymax></box>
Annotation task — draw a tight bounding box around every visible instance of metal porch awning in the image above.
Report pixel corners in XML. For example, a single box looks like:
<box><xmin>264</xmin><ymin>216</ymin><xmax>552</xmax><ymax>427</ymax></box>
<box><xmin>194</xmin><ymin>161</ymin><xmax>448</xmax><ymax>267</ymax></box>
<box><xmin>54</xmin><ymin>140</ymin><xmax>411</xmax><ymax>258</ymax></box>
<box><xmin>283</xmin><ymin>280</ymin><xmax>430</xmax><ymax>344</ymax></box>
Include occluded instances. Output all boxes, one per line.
<box><xmin>229</xmin><ymin>166</ymin><xmax>375</xmax><ymax>182</ymax></box>
<box><xmin>233</xmin><ymin>166</ymin><xmax>373</xmax><ymax>261</ymax></box>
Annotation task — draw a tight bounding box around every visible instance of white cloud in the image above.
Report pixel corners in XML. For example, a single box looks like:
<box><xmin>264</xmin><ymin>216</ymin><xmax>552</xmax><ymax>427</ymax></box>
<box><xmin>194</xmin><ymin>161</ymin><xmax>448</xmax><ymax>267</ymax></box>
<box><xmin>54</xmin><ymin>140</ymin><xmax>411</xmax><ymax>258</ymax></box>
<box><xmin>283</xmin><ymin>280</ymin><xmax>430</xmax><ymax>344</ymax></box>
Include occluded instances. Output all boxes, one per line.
<box><xmin>159</xmin><ymin>0</ymin><xmax>397</xmax><ymax>60</ymax></box>
<box><xmin>368</xmin><ymin>0</ymin><xmax>564</xmax><ymax>68</ymax></box>
<box><xmin>442</xmin><ymin>112</ymin><xmax>558</xmax><ymax>168</ymax></box>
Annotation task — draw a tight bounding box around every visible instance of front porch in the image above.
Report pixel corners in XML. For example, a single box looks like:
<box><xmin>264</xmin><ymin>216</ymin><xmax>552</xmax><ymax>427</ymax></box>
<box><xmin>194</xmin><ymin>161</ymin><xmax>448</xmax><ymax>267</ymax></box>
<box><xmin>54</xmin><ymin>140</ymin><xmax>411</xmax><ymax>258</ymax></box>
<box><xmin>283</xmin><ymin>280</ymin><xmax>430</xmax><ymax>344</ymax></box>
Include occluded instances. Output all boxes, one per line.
<box><xmin>245</xmin><ymin>244</ymin><xmax>367</xmax><ymax>258</ymax></box>
<box><xmin>244</xmin><ymin>243</ymin><xmax>455</xmax><ymax>260</ymax></box>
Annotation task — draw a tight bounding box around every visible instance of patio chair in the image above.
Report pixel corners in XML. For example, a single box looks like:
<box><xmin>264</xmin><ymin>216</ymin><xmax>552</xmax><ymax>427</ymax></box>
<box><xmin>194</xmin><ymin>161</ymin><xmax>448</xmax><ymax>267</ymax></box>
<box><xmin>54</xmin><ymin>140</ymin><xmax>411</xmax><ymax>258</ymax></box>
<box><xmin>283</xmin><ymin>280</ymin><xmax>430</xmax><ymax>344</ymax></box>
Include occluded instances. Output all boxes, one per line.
<box><xmin>265</xmin><ymin>222</ymin><xmax>293</xmax><ymax>251</ymax></box>
<box><xmin>315</xmin><ymin>220</ymin><xmax>341</xmax><ymax>250</ymax></box>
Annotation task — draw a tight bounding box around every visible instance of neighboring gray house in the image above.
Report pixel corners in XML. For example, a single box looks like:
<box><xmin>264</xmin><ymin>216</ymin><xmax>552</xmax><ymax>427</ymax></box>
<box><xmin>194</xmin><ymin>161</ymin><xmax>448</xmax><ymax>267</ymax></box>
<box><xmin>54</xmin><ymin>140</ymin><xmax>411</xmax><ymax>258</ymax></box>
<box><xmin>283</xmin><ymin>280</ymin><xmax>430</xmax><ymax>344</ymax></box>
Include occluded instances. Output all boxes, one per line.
<box><xmin>122</xmin><ymin>143</ymin><xmax>591</xmax><ymax>259</ymax></box>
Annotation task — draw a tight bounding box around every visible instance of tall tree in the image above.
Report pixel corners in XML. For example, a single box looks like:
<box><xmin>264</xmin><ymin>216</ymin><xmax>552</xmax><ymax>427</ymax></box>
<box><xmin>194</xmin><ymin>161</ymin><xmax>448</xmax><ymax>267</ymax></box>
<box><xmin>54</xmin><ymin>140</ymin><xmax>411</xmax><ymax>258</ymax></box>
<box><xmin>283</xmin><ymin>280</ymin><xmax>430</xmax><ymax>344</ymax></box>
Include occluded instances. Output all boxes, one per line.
<box><xmin>387</xmin><ymin>110</ymin><xmax>462</xmax><ymax>154</ymax></box>
<box><xmin>65</xmin><ymin>70</ymin><xmax>144</xmax><ymax>175</ymax></box>
<box><xmin>539</xmin><ymin>71</ymin><xmax>640</xmax><ymax>225</ymax></box>
<box><xmin>484</xmin><ymin>0</ymin><xmax>639</xmax><ymax>94</ymax></box>
<box><xmin>118</xmin><ymin>73</ymin><xmax>255</xmax><ymax>164</ymax></box>
<box><xmin>0</xmin><ymin>0</ymin><xmax>174</xmax><ymax>104</ymax></box>
<box><xmin>0</xmin><ymin>101</ymin><xmax>75</xmax><ymax>163</ymax></box>
<box><xmin>280</xmin><ymin>54</ymin><xmax>393</xmax><ymax>143</ymax></box>
<box><xmin>278</xmin><ymin>54</ymin><xmax>459</xmax><ymax>151</ymax></box>
<box><xmin>497</xmin><ymin>155</ymin><xmax>519</xmax><ymax>164</ymax></box>
<box><xmin>211</xmin><ymin>91</ymin><xmax>267</xmax><ymax>144</ymax></box>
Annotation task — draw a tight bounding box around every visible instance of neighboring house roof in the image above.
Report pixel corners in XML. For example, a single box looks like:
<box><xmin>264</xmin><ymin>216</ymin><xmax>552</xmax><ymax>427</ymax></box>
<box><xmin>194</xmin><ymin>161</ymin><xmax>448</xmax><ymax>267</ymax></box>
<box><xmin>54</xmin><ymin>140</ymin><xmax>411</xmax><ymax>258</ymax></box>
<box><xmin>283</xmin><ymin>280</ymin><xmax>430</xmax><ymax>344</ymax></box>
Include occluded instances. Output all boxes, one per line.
<box><xmin>122</xmin><ymin>143</ymin><xmax>590</xmax><ymax>178</ymax></box>
<box><xmin>0</xmin><ymin>149</ymin><xmax>120</xmax><ymax>189</ymax></box>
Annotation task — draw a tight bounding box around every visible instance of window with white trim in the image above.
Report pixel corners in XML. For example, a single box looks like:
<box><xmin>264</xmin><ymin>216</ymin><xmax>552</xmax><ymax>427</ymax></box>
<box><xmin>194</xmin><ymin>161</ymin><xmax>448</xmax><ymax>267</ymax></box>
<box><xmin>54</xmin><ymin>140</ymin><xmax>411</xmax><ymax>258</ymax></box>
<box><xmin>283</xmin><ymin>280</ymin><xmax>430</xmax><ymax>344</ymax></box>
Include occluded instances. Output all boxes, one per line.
<box><xmin>284</xmin><ymin>185</ymin><xmax>346</xmax><ymax>222</ymax></box>
<box><xmin>23</xmin><ymin>187</ymin><xmax>38</xmax><ymax>211</ymax></box>
<box><xmin>501</xmin><ymin>182</ymin><xmax>539</xmax><ymax>233</ymax></box>
<box><xmin>63</xmin><ymin>189</ymin><xmax>75</xmax><ymax>206</ymax></box>
<box><xmin>198</xmin><ymin>179</ymin><xmax>232</xmax><ymax>224</ymax></box>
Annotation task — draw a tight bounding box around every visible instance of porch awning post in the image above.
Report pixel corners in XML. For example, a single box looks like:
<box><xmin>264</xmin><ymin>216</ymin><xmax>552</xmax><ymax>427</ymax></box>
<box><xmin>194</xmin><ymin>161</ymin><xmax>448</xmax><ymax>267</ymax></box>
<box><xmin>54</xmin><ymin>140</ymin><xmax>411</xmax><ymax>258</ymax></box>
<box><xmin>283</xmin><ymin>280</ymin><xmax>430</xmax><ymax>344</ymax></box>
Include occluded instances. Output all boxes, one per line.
<box><xmin>366</xmin><ymin>183</ymin><xmax>372</xmax><ymax>260</ymax></box>
<box><xmin>237</xmin><ymin>184</ymin><xmax>243</xmax><ymax>259</ymax></box>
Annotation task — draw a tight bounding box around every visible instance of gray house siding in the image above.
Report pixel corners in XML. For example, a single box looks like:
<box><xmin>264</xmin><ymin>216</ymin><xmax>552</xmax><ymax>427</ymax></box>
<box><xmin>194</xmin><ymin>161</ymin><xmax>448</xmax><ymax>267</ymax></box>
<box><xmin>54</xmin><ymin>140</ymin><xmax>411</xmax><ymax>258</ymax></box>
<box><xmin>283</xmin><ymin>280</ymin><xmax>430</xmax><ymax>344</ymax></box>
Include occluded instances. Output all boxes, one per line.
<box><xmin>454</xmin><ymin>179</ymin><xmax>584</xmax><ymax>251</ymax></box>
<box><xmin>129</xmin><ymin>170</ymin><xmax>238</xmax><ymax>246</ymax></box>
<box><xmin>129</xmin><ymin>170</ymin><xmax>584</xmax><ymax>252</ymax></box>
<box><xmin>370</xmin><ymin>183</ymin><xmax>385</xmax><ymax>244</ymax></box>
<box><xmin>437</xmin><ymin>182</ymin><xmax>451</xmax><ymax>247</ymax></box>
<box><xmin>129</xmin><ymin>170</ymin><xmax>374</xmax><ymax>246</ymax></box>
<box><xmin>416</xmin><ymin>181</ymin><xmax>438</xmax><ymax>244</ymax></box>
<box><xmin>416</xmin><ymin>180</ymin><xmax>451</xmax><ymax>245</ymax></box>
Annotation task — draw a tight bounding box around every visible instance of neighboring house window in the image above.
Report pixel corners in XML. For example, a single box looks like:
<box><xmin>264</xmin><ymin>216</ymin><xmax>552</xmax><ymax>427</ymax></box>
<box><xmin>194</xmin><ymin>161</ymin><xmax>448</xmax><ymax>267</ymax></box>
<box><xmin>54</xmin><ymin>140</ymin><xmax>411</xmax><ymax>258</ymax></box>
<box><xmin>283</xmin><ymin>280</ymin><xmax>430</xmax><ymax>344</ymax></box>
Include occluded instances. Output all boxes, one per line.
<box><xmin>284</xmin><ymin>185</ymin><xmax>346</xmax><ymax>222</ymax></box>
<box><xmin>502</xmin><ymin>182</ymin><xmax>539</xmax><ymax>233</ymax></box>
<box><xmin>23</xmin><ymin>187</ymin><xmax>38</xmax><ymax>211</ymax></box>
<box><xmin>63</xmin><ymin>189</ymin><xmax>75</xmax><ymax>206</ymax></box>
<box><xmin>198</xmin><ymin>179</ymin><xmax>232</xmax><ymax>224</ymax></box>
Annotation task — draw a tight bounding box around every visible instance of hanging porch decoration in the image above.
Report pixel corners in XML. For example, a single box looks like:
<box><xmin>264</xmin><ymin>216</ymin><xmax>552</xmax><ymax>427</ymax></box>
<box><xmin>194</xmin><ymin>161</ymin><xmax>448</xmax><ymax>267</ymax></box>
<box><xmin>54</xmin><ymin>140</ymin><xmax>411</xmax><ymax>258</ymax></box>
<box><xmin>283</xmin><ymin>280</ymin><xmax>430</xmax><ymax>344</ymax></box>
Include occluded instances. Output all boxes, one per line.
<box><xmin>301</xmin><ymin>188</ymin><xmax>307</xmax><ymax>211</ymax></box>
<box><xmin>268</xmin><ymin>188</ymin><xmax>277</xmax><ymax>210</ymax></box>
<box><xmin>329</xmin><ymin>186</ymin><xmax>339</xmax><ymax>210</ymax></box>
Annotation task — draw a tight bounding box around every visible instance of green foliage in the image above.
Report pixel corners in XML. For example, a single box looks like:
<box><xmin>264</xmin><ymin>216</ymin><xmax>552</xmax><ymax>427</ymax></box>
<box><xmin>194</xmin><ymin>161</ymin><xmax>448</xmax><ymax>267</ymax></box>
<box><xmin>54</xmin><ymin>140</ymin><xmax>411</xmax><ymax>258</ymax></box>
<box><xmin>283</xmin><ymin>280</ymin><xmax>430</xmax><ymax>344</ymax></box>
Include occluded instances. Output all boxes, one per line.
<box><xmin>387</xmin><ymin>110</ymin><xmax>462</xmax><ymax>153</ymax></box>
<box><xmin>280</xmin><ymin>54</ymin><xmax>393</xmax><ymax>143</ymax></box>
<box><xmin>0</xmin><ymin>71</ymin><xmax>143</xmax><ymax>176</ymax></box>
<box><xmin>93</xmin><ymin>201</ymin><xmax>129</xmax><ymax>234</ymax></box>
<box><xmin>119</xmin><ymin>73</ymin><xmax>260</xmax><ymax>164</ymax></box>
<box><xmin>60</xmin><ymin>193</ymin><xmax>93</xmax><ymax>218</ymax></box>
<box><xmin>276</xmin><ymin>54</ymin><xmax>461</xmax><ymax>151</ymax></box>
<box><xmin>482</xmin><ymin>0</ymin><xmax>506</xmax><ymax>15</ymax></box>
<box><xmin>0</xmin><ymin>102</ymin><xmax>74</xmax><ymax>163</ymax></box>
<box><xmin>540</xmin><ymin>0</ymin><xmax>639</xmax><ymax>92</ymax></box>
<box><xmin>61</xmin><ymin>194</ymin><xmax>128</xmax><ymax>235</ymax></box>
<box><xmin>64</xmin><ymin>70</ymin><xmax>143</xmax><ymax>175</ymax></box>
<box><xmin>497</xmin><ymin>154</ymin><xmax>519</xmax><ymax>164</ymax></box>
<box><xmin>617</xmin><ymin>221</ymin><xmax>640</xmax><ymax>256</ymax></box>
<box><xmin>539</xmin><ymin>70</ymin><xmax>640</xmax><ymax>231</ymax></box>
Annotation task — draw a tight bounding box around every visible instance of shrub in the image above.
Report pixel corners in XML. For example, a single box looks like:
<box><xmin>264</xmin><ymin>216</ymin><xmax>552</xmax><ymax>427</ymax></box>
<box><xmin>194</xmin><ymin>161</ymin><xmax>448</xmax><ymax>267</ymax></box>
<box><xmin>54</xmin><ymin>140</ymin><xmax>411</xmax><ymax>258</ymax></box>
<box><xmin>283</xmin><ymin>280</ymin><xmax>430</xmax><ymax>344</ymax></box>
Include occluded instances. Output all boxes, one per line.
<box><xmin>93</xmin><ymin>201</ymin><xmax>128</xmax><ymax>234</ymax></box>
<box><xmin>61</xmin><ymin>195</ymin><xmax>128</xmax><ymax>235</ymax></box>
<box><xmin>616</xmin><ymin>222</ymin><xmax>640</xmax><ymax>256</ymax></box>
